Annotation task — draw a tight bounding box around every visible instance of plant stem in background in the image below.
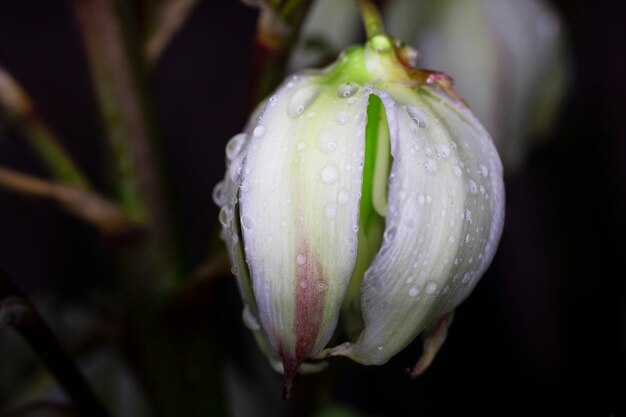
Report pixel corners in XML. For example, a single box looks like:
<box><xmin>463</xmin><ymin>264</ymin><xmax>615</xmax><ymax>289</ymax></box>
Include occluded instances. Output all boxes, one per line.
<box><xmin>145</xmin><ymin>0</ymin><xmax>199</xmax><ymax>65</ymax></box>
<box><xmin>0</xmin><ymin>268</ymin><xmax>110</xmax><ymax>417</ymax></box>
<box><xmin>73</xmin><ymin>1</ymin><xmax>192</xmax><ymax>415</ymax></box>
<box><xmin>73</xmin><ymin>0</ymin><xmax>180</xmax><ymax>290</ymax></box>
<box><xmin>247</xmin><ymin>0</ymin><xmax>315</xmax><ymax>108</ymax></box>
<box><xmin>0</xmin><ymin>167</ymin><xmax>134</xmax><ymax>235</ymax></box>
<box><xmin>0</xmin><ymin>67</ymin><xmax>90</xmax><ymax>189</ymax></box>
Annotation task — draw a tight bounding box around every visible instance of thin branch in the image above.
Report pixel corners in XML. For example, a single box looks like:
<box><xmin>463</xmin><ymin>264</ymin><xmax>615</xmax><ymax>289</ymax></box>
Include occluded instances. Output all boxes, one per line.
<box><xmin>0</xmin><ymin>67</ymin><xmax>91</xmax><ymax>189</ymax></box>
<box><xmin>246</xmin><ymin>0</ymin><xmax>314</xmax><ymax>107</ymax></box>
<box><xmin>145</xmin><ymin>0</ymin><xmax>199</xmax><ymax>65</ymax></box>
<box><xmin>0</xmin><ymin>166</ymin><xmax>136</xmax><ymax>235</ymax></box>
<box><xmin>0</xmin><ymin>268</ymin><xmax>110</xmax><ymax>417</ymax></box>
<box><xmin>73</xmin><ymin>0</ymin><xmax>181</xmax><ymax>287</ymax></box>
<box><xmin>165</xmin><ymin>251</ymin><xmax>231</xmax><ymax>315</ymax></box>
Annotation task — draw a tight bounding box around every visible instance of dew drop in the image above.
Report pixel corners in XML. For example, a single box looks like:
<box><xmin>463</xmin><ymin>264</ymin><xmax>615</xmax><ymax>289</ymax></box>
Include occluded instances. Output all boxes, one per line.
<box><xmin>288</xmin><ymin>85</ymin><xmax>320</xmax><ymax>117</ymax></box>
<box><xmin>240</xmin><ymin>214</ymin><xmax>253</xmax><ymax>231</ymax></box>
<box><xmin>478</xmin><ymin>164</ymin><xmax>489</xmax><ymax>178</ymax></box>
<box><xmin>336</xmin><ymin>111</ymin><xmax>349</xmax><ymax>125</ymax></box>
<box><xmin>425</xmin><ymin>281</ymin><xmax>438</xmax><ymax>294</ymax></box>
<box><xmin>337</xmin><ymin>189</ymin><xmax>350</xmax><ymax>204</ymax></box>
<box><xmin>435</xmin><ymin>144</ymin><xmax>451</xmax><ymax>159</ymax></box>
<box><xmin>212</xmin><ymin>181</ymin><xmax>226</xmax><ymax>206</ymax></box>
<box><xmin>347</xmin><ymin>98</ymin><xmax>357</xmax><ymax>106</ymax></box>
<box><xmin>452</xmin><ymin>166</ymin><xmax>463</xmax><ymax>177</ymax></box>
<box><xmin>225</xmin><ymin>133</ymin><xmax>246</xmax><ymax>161</ymax></box>
<box><xmin>318</xmin><ymin>132</ymin><xmax>338</xmax><ymax>153</ymax></box>
<box><xmin>253</xmin><ymin>125</ymin><xmax>265</xmax><ymax>138</ymax></box>
<box><xmin>384</xmin><ymin>226</ymin><xmax>397</xmax><ymax>242</ymax></box>
<box><xmin>297</xmin><ymin>254</ymin><xmax>306</xmax><ymax>265</ymax></box>
<box><xmin>467</xmin><ymin>180</ymin><xmax>478</xmax><ymax>194</ymax></box>
<box><xmin>218</xmin><ymin>207</ymin><xmax>230</xmax><ymax>227</ymax></box>
<box><xmin>337</xmin><ymin>82</ymin><xmax>360</xmax><ymax>98</ymax></box>
<box><xmin>406</xmin><ymin>106</ymin><xmax>429</xmax><ymax>128</ymax></box>
<box><xmin>321</xmin><ymin>165</ymin><xmax>339</xmax><ymax>184</ymax></box>
<box><xmin>461</xmin><ymin>272</ymin><xmax>473</xmax><ymax>284</ymax></box>
<box><xmin>408</xmin><ymin>285</ymin><xmax>419</xmax><ymax>297</ymax></box>
<box><xmin>424</xmin><ymin>158</ymin><xmax>438</xmax><ymax>173</ymax></box>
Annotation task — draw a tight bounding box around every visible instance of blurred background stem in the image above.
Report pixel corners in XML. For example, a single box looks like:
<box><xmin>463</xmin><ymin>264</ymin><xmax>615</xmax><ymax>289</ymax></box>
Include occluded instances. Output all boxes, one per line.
<box><xmin>247</xmin><ymin>0</ymin><xmax>315</xmax><ymax>108</ymax></box>
<box><xmin>72</xmin><ymin>0</ymin><xmax>191</xmax><ymax>415</ymax></box>
<box><xmin>0</xmin><ymin>268</ymin><xmax>110</xmax><ymax>417</ymax></box>
<box><xmin>0</xmin><ymin>67</ymin><xmax>90</xmax><ymax>189</ymax></box>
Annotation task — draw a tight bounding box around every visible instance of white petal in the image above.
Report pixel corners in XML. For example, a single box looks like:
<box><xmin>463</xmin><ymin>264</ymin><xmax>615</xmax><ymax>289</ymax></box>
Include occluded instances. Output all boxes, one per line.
<box><xmin>337</xmin><ymin>84</ymin><xmax>504</xmax><ymax>365</ymax></box>
<box><xmin>238</xmin><ymin>75</ymin><xmax>370</xmax><ymax>373</ymax></box>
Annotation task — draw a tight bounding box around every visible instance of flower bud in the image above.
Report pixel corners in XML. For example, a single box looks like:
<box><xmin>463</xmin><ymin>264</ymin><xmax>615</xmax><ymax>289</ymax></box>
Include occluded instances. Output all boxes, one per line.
<box><xmin>214</xmin><ymin>31</ymin><xmax>504</xmax><ymax>393</ymax></box>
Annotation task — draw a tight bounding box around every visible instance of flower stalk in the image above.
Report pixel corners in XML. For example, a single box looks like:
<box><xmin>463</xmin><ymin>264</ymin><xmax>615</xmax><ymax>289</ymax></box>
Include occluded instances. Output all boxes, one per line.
<box><xmin>356</xmin><ymin>0</ymin><xmax>384</xmax><ymax>39</ymax></box>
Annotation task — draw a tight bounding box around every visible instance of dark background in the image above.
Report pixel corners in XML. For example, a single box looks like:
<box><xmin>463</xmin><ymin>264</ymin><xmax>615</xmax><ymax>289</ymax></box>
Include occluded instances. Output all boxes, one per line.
<box><xmin>0</xmin><ymin>0</ymin><xmax>625</xmax><ymax>416</ymax></box>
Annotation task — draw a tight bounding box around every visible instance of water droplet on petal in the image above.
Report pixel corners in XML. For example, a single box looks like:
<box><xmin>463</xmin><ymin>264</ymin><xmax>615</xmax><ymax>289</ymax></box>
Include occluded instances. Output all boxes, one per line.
<box><xmin>435</xmin><ymin>144</ymin><xmax>451</xmax><ymax>159</ymax></box>
<box><xmin>337</xmin><ymin>82</ymin><xmax>360</xmax><ymax>98</ymax></box>
<box><xmin>452</xmin><ymin>166</ymin><xmax>463</xmax><ymax>177</ymax></box>
<box><xmin>478</xmin><ymin>164</ymin><xmax>489</xmax><ymax>178</ymax></box>
<box><xmin>408</xmin><ymin>285</ymin><xmax>419</xmax><ymax>297</ymax></box>
<box><xmin>384</xmin><ymin>226</ymin><xmax>397</xmax><ymax>242</ymax></box>
<box><xmin>318</xmin><ymin>132</ymin><xmax>338</xmax><ymax>153</ymax></box>
<box><xmin>253</xmin><ymin>125</ymin><xmax>265</xmax><ymax>138</ymax></box>
<box><xmin>406</xmin><ymin>106</ymin><xmax>429</xmax><ymax>128</ymax></box>
<box><xmin>337</xmin><ymin>189</ymin><xmax>350</xmax><ymax>205</ymax></box>
<box><xmin>467</xmin><ymin>180</ymin><xmax>478</xmax><ymax>194</ymax></box>
<box><xmin>225</xmin><ymin>133</ymin><xmax>246</xmax><ymax>161</ymax></box>
<box><xmin>219</xmin><ymin>207</ymin><xmax>230</xmax><ymax>227</ymax></box>
<box><xmin>425</xmin><ymin>282</ymin><xmax>438</xmax><ymax>294</ymax></box>
<box><xmin>288</xmin><ymin>85</ymin><xmax>320</xmax><ymax>117</ymax></box>
<box><xmin>336</xmin><ymin>111</ymin><xmax>349</xmax><ymax>125</ymax></box>
<box><xmin>240</xmin><ymin>214</ymin><xmax>254</xmax><ymax>231</ymax></box>
<box><xmin>297</xmin><ymin>254</ymin><xmax>306</xmax><ymax>265</ymax></box>
<box><xmin>321</xmin><ymin>165</ymin><xmax>339</xmax><ymax>184</ymax></box>
<box><xmin>212</xmin><ymin>181</ymin><xmax>226</xmax><ymax>206</ymax></box>
<box><xmin>424</xmin><ymin>158</ymin><xmax>437</xmax><ymax>173</ymax></box>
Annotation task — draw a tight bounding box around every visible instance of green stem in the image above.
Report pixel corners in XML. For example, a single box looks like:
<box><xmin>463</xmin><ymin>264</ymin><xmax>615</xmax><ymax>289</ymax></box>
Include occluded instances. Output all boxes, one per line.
<box><xmin>0</xmin><ymin>67</ymin><xmax>90</xmax><ymax>189</ymax></box>
<box><xmin>355</xmin><ymin>0</ymin><xmax>385</xmax><ymax>39</ymax></box>
<box><xmin>73</xmin><ymin>0</ymin><xmax>181</xmax><ymax>288</ymax></box>
<box><xmin>73</xmin><ymin>1</ymin><xmax>191</xmax><ymax>415</ymax></box>
<box><xmin>19</xmin><ymin>122</ymin><xmax>91</xmax><ymax>189</ymax></box>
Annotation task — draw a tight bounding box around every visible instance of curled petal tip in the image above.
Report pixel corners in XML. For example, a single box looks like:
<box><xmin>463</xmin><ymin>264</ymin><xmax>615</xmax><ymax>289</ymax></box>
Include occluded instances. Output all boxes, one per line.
<box><xmin>408</xmin><ymin>312</ymin><xmax>455</xmax><ymax>379</ymax></box>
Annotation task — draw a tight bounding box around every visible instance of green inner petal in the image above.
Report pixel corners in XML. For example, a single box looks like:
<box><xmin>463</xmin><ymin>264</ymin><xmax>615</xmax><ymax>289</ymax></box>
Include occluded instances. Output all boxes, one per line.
<box><xmin>342</xmin><ymin>94</ymin><xmax>389</xmax><ymax>341</ymax></box>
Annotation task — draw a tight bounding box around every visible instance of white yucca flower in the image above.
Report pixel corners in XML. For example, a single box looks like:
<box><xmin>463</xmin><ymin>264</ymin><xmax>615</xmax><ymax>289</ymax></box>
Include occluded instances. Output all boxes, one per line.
<box><xmin>214</xmin><ymin>4</ymin><xmax>504</xmax><ymax>396</ymax></box>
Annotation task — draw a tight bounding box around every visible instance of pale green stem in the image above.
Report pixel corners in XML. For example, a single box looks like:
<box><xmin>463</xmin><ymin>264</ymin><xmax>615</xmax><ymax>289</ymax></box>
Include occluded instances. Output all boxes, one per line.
<box><xmin>355</xmin><ymin>0</ymin><xmax>385</xmax><ymax>39</ymax></box>
<box><xmin>0</xmin><ymin>67</ymin><xmax>90</xmax><ymax>189</ymax></box>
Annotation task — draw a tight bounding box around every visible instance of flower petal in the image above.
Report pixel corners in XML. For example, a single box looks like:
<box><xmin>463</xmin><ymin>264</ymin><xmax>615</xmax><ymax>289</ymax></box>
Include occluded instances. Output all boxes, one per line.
<box><xmin>237</xmin><ymin>74</ymin><xmax>370</xmax><ymax>378</ymax></box>
<box><xmin>333</xmin><ymin>84</ymin><xmax>504</xmax><ymax>365</ymax></box>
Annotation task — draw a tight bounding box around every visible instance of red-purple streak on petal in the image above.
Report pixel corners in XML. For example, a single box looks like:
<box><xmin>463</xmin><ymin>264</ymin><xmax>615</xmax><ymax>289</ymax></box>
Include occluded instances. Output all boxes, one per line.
<box><xmin>281</xmin><ymin>238</ymin><xmax>327</xmax><ymax>399</ymax></box>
